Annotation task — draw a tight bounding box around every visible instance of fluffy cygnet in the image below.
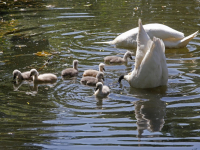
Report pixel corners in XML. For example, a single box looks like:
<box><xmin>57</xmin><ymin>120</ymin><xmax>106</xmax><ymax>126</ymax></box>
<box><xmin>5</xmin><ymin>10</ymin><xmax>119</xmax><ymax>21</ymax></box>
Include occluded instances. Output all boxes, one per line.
<box><xmin>30</xmin><ymin>69</ymin><xmax>57</xmax><ymax>83</ymax></box>
<box><xmin>104</xmin><ymin>51</ymin><xmax>133</xmax><ymax>64</ymax></box>
<box><xmin>81</xmin><ymin>72</ymin><xmax>104</xmax><ymax>86</ymax></box>
<box><xmin>13</xmin><ymin>69</ymin><xmax>33</xmax><ymax>81</ymax></box>
<box><xmin>61</xmin><ymin>60</ymin><xmax>79</xmax><ymax>77</ymax></box>
<box><xmin>83</xmin><ymin>63</ymin><xmax>105</xmax><ymax>77</ymax></box>
<box><xmin>94</xmin><ymin>82</ymin><xmax>110</xmax><ymax>98</ymax></box>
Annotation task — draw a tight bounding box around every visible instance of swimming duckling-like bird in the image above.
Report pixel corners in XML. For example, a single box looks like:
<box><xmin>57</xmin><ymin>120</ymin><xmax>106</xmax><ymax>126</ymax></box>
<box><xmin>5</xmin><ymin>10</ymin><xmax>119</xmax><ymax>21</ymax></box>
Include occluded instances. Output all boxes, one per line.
<box><xmin>30</xmin><ymin>69</ymin><xmax>57</xmax><ymax>83</ymax></box>
<box><xmin>94</xmin><ymin>82</ymin><xmax>110</xmax><ymax>98</ymax></box>
<box><xmin>104</xmin><ymin>51</ymin><xmax>133</xmax><ymax>64</ymax></box>
<box><xmin>81</xmin><ymin>72</ymin><xmax>104</xmax><ymax>86</ymax></box>
<box><xmin>61</xmin><ymin>60</ymin><xmax>78</xmax><ymax>77</ymax></box>
<box><xmin>13</xmin><ymin>69</ymin><xmax>33</xmax><ymax>81</ymax></box>
<box><xmin>96</xmin><ymin>21</ymin><xmax>198</xmax><ymax>49</ymax></box>
<box><xmin>118</xmin><ymin>19</ymin><xmax>168</xmax><ymax>88</ymax></box>
<box><xmin>83</xmin><ymin>63</ymin><xmax>105</xmax><ymax>77</ymax></box>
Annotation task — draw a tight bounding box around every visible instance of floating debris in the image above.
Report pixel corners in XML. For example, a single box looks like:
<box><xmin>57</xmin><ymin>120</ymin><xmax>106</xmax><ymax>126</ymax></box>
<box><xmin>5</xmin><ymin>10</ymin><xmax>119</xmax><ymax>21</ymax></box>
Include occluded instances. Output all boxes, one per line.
<box><xmin>84</xmin><ymin>4</ymin><xmax>92</xmax><ymax>7</ymax></box>
<box><xmin>15</xmin><ymin>45</ymin><xmax>27</xmax><ymax>48</ymax></box>
<box><xmin>34</xmin><ymin>51</ymin><xmax>52</xmax><ymax>57</ymax></box>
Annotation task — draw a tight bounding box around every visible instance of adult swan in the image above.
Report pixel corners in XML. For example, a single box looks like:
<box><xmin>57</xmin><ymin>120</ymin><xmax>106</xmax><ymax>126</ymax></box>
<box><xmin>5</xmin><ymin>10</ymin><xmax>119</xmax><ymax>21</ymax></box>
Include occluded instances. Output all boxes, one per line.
<box><xmin>96</xmin><ymin>22</ymin><xmax>198</xmax><ymax>49</ymax></box>
<box><xmin>118</xmin><ymin>19</ymin><xmax>168</xmax><ymax>88</ymax></box>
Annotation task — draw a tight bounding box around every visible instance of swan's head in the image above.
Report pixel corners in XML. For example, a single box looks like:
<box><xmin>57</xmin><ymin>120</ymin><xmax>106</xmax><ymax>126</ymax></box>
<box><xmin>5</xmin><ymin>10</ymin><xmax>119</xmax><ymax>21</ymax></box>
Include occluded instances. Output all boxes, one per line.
<box><xmin>96</xmin><ymin>72</ymin><xmax>104</xmax><ymax>81</ymax></box>
<box><xmin>30</xmin><ymin>69</ymin><xmax>39</xmax><ymax>77</ymax></box>
<box><xmin>13</xmin><ymin>69</ymin><xmax>21</xmax><ymax>80</ymax></box>
<box><xmin>124</xmin><ymin>51</ymin><xmax>133</xmax><ymax>60</ymax></box>
<box><xmin>95</xmin><ymin>82</ymin><xmax>103</xmax><ymax>91</ymax></box>
<box><xmin>73</xmin><ymin>60</ymin><xmax>79</xmax><ymax>70</ymax></box>
<box><xmin>99</xmin><ymin>63</ymin><xmax>105</xmax><ymax>71</ymax></box>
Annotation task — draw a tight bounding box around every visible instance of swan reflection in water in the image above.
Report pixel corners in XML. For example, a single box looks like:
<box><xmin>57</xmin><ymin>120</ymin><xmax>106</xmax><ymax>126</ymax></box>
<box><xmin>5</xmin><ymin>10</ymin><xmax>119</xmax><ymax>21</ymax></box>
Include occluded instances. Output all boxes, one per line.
<box><xmin>128</xmin><ymin>86</ymin><xmax>167</xmax><ymax>138</ymax></box>
<box><xmin>134</xmin><ymin>98</ymin><xmax>166</xmax><ymax>138</ymax></box>
<box><xmin>13</xmin><ymin>80</ymin><xmax>57</xmax><ymax>95</ymax></box>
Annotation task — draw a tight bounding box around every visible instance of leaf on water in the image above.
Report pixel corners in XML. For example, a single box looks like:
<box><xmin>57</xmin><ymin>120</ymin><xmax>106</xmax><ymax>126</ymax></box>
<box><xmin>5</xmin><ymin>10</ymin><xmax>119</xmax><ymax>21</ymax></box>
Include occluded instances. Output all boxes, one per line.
<box><xmin>34</xmin><ymin>51</ymin><xmax>52</xmax><ymax>57</ymax></box>
<box><xmin>15</xmin><ymin>45</ymin><xmax>27</xmax><ymax>48</ymax></box>
<box><xmin>84</xmin><ymin>4</ymin><xmax>92</xmax><ymax>7</ymax></box>
<box><xmin>45</xmin><ymin>5</ymin><xmax>55</xmax><ymax>8</ymax></box>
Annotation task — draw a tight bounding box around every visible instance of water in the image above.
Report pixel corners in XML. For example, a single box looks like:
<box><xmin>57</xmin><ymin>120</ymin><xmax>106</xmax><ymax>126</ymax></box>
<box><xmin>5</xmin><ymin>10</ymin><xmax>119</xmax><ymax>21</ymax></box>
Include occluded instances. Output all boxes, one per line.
<box><xmin>0</xmin><ymin>0</ymin><xmax>200</xmax><ymax>149</ymax></box>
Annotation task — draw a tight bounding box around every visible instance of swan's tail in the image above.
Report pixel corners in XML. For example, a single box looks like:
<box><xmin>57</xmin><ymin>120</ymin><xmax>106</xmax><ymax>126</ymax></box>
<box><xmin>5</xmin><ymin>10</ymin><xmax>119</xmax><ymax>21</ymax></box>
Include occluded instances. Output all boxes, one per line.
<box><xmin>178</xmin><ymin>31</ymin><xmax>199</xmax><ymax>48</ymax></box>
<box><xmin>93</xmin><ymin>41</ymin><xmax>114</xmax><ymax>44</ymax></box>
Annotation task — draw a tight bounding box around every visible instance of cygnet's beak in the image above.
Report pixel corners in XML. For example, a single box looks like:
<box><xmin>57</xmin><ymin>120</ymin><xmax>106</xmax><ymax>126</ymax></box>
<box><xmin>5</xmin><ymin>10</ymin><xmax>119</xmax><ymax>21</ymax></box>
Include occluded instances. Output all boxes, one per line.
<box><xmin>130</xmin><ymin>56</ymin><xmax>133</xmax><ymax>60</ymax></box>
<box><xmin>103</xmin><ymin>68</ymin><xmax>105</xmax><ymax>71</ymax></box>
<box><xmin>102</xmin><ymin>77</ymin><xmax>104</xmax><ymax>81</ymax></box>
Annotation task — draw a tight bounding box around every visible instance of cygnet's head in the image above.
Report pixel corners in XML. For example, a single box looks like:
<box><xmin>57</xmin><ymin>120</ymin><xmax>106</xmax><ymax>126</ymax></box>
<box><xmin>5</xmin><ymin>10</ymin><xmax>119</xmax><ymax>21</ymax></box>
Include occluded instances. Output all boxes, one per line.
<box><xmin>73</xmin><ymin>60</ymin><xmax>79</xmax><ymax>70</ymax></box>
<box><xmin>30</xmin><ymin>69</ymin><xmax>39</xmax><ymax>77</ymax></box>
<box><xmin>124</xmin><ymin>51</ymin><xmax>133</xmax><ymax>60</ymax></box>
<box><xmin>13</xmin><ymin>69</ymin><xmax>21</xmax><ymax>80</ymax></box>
<box><xmin>96</xmin><ymin>72</ymin><xmax>104</xmax><ymax>81</ymax></box>
<box><xmin>99</xmin><ymin>63</ymin><xmax>105</xmax><ymax>71</ymax></box>
<box><xmin>95</xmin><ymin>82</ymin><xmax>103</xmax><ymax>91</ymax></box>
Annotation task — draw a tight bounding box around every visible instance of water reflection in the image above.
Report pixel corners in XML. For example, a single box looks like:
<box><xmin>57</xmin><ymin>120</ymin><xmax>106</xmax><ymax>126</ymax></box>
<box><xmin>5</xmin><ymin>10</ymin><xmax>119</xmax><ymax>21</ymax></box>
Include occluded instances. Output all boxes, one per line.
<box><xmin>13</xmin><ymin>80</ymin><xmax>31</xmax><ymax>91</ymax></box>
<box><xmin>62</xmin><ymin>76</ymin><xmax>78</xmax><ymax>82</ymax></box>
<box><xmin>13</xmin><ymin>80</ymin><xmax>57</xmax><ymax>96</ymax></box>
<box><xmin>95</xmin><ymin>96</ymin><xmax>108</xmax><ymax>110</ymax></box>
<box><xmin>96</xmin><ymin>97</ymin><xmax>103</xmax><ymax>109</ymax></box>
<box><xmin>128</xmin><ymin>87</ymin><xmax>167</xmax><ymax>138</ymax></box>
<box><xmin>134</xmin><ymin>98</ymin><xmax>166</xmax><ymax>138</ymax></box>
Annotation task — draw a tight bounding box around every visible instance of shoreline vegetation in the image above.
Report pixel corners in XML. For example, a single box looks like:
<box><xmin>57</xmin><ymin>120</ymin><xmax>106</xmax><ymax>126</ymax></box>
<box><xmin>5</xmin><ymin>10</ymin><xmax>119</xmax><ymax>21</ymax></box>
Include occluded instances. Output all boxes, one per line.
<box><xmin>0</xmin><ymin>0</ymin><xmax>45</xmax><ymax>10</ymax></box>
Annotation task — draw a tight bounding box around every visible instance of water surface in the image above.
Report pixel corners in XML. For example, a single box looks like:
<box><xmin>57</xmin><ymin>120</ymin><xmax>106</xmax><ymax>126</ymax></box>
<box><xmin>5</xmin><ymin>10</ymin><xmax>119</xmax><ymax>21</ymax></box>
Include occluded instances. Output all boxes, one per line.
<box><xmin>0</xmin><ymin>0</ymin><xmax>200</xmax><ymax>149</ymax></box>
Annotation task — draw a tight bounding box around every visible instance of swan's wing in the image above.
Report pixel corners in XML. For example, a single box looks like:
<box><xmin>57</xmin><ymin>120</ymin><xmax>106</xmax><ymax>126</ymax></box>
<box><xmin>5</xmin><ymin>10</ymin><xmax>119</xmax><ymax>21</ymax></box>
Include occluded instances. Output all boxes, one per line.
<box><xmin>144</xmin><ymin>23</ymin><xmax>184</xmax><ymax>40</ymax></box>
<box><xmin>136</xmin><ymin>37</ymin><xmax>168</xmax><ymax>88</ymax></box>
<box><xmin>135</xmin><ymin>19</ymin><xmax>152</xmax><ymax>69</ymax></box>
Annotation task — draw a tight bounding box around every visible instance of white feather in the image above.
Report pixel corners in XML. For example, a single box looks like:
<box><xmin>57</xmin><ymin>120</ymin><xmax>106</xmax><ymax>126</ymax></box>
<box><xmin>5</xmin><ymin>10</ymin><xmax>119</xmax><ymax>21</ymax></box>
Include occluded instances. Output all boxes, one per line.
<box><xmin>96</xmin><ymin>21</ymin><xmax>198</xmax><ymax>49</ymax></box>
<box><xmin>123</xmin><ymin>19</ymin><xmax>168</xmax><ymax>88</ymax></box>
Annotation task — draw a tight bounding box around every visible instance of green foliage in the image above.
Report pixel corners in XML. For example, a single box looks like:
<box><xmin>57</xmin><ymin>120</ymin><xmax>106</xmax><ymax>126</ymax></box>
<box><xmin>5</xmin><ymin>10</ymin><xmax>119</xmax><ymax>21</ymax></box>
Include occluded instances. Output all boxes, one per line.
<box><xmin>0</xmin><ymin>0</ymin><xmax>46</xmax><ymax>9</ymax></box>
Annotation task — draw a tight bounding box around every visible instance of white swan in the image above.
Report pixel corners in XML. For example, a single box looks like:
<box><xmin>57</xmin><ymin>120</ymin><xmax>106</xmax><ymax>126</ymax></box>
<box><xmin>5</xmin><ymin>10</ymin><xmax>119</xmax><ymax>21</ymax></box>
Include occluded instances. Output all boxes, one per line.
<box><xmin>104</xmin><ymin>51</ymin><xmax>133</xmax><ymax>64</ymax></box>
<box><xmin>96</xmin><ymin>22</ymin><xmax>198</xmax><ymax>49</ymax></box>
<box><xmin>118</xmin><ymin>19</ymin><xmax>168</xmax><ymax>88</ymax></box>
<box><xmin>30</xmin><ymin>69</ymin><xmax>57</xmax><ymax>83</ymax></box>
<box><xmin>61</xmin><ymin>60</ymin><xmax>78</xmax><ymax>77</ymax></box>
<box><xmin>94</xmin><ymin>82</ymin><xmax>110</xmax><ymax>98</ymax></box>
<box><xmin>83</xmin><ymin>63</ymin><xmax>105</xmax><ymax>77</ymax></box>
<box><xmin>13</xmin><ymin>69</ymin><xmax>33</xmax><ymax>81</ymax></box>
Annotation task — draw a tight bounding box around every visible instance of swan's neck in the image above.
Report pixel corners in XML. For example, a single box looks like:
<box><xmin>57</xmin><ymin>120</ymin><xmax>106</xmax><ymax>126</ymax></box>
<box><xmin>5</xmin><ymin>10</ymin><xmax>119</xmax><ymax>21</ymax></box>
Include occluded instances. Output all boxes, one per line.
<box><xmin>98</xmin><ymin>86</ymin><xmax>103</xmax><ymax>91</ymax></box>
<box><xmin>99</xmin><ymin>67</ymin><xmax>104</xmax><ymax>72</ymax></box>
<box><xmin>17</xmin><ymin>72</ymin><xmax>23</xmax><ymax>80</ymax></box>
<box><xmin>123</xmin><ymin>54</ymin><xmax>129</xmax><ymax>61</ymax></box>
<box><xmin>33</xmin><ymin>74</ymin><xmax>38</xmax><ymax>81</ymax></box>
<box><xmin>73</xmin><ymin>63</ymin><xmax>78</xmax><ymax>70</ymax></box>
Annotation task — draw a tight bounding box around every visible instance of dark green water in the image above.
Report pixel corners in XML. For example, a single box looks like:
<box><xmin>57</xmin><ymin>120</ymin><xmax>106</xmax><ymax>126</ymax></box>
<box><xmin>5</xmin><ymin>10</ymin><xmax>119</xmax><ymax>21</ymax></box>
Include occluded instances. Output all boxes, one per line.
<box><xmin>0</xmin><ymin>0</ymin><xmax>200</xmax><ymax>149</ymax></box>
